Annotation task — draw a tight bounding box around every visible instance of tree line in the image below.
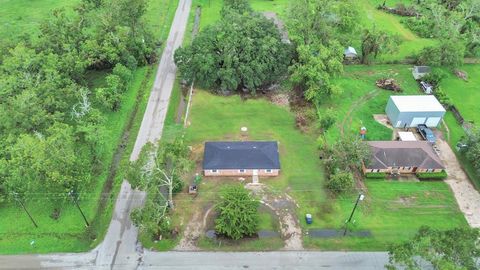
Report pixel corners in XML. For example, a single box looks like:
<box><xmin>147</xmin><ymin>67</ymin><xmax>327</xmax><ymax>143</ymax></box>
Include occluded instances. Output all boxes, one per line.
<box><xmin>0</xmin><ymin>0</ymin><xmax>155</xmax><ymax>219</ymax></box>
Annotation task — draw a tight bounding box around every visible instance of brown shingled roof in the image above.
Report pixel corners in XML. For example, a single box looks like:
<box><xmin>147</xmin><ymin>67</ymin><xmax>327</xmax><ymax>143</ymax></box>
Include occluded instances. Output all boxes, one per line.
<box><xmin>367</xmin><ymin>141</ymin><xmax>444</xmax><ymax>170</ymax></box>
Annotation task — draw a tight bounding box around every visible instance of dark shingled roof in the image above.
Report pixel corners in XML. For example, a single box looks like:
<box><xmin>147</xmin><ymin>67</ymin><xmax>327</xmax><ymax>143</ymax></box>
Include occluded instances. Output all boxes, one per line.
<box><xmin>368</xmin><ymin>141</ymin><xmax>444</xmax><ymax>170</ymax></box>
<box><xmin>203</xmin><ymin>141</ymin><xmax>280</xmax><ymax>170</ymax></box>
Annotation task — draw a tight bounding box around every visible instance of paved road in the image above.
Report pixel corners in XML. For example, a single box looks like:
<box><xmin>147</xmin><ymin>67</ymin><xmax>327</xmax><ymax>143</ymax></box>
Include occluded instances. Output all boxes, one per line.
<box><xmin>0</xmin><ymin>251</ymin><xmax>389</xmax><ymax>270</ymax></box>
<box><xmin>95</xmin><ymin>0</ymin><xmax>192</xmax><ymax>269</ymax></box>
<box><xmin>140</xmin><ymin>251</ymin><xmax>390</xmax><ymax>270</ymax></box>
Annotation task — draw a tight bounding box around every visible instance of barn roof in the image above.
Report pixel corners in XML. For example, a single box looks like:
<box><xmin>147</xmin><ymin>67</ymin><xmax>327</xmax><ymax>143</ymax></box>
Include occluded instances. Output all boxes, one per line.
<box><xmin>389</xmin><ymin>95</ymin><xmax>446</xmax><ymax>113</ymax></box>
<box><xmin>203</xmin><ymin>141</ymin><xmax>280</xmax><ymax>170</ymax></box>
<box><xmin>367</xmin><ymin>141</ymin><xmax>444</xmax><ymax>170</ymax></box>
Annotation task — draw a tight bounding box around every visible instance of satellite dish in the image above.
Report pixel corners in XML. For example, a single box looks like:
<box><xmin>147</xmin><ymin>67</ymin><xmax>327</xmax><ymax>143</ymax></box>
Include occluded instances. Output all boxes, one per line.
<box><xmin>241</xmin><ymin>127</ymin><xmax>248</xmax><ymax>132</ymax></box>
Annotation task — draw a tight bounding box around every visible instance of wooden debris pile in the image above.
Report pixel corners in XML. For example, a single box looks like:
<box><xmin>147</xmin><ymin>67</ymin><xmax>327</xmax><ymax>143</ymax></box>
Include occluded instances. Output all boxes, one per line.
<box><xmin>376</xmin><ymin>78</ymin><xmax>402</xmax><ymax>92</ymax></box>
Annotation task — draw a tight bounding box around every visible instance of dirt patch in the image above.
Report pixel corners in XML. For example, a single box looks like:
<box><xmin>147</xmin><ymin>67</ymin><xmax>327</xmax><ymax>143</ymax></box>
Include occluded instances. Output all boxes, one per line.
<box><xmin>373</xmin><ymin>114</ymin><xmax>393</xmax><ymax>130</ymax></box>
<box><xmin>395</xmin><ymin>196</ymin><xmax>417</xmax><ymax>206</ymax></box>
<box><xmin>175</xmin><ymin>210</ymin><xmax>204</xmax><ymax>251</ymax></box>
<box><xmin>269</xmin><ymin>93</ymin><xmax>289</xmax><ymax>107</ymax></box>
<box><xmin>246</xmin><ymin>183</ymin><xmax>304</xmax><ymax>250</ymax></box>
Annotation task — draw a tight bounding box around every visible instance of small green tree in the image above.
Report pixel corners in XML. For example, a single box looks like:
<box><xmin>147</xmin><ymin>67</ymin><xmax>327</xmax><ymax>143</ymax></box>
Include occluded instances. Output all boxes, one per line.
<box><xmin>319</xmin><ymin>109</ymin><xmax>337</xmax><ymax>133</ymax></box>
<box><xmin>386</xmin><ymin>226</ymin><xmax>480</xmax><ymax>270</ymax></box>
<box><xmin>462</xmin><ymin>127</ymin><xmax>480</xmax><ymax>174</ymax></box>
<box><xmin>326</xmin><ymin>171</ymin><xmax>354</xmax><ymax>194</ymax></box>
<box><xmin>326</xmin><ymin>135</ymin><xmax>371</xmax><ymax>175</ymax></box>
<box><xmin>417</xmin><ymin>39</ymin><xmax>465</xmax><ymax>68</ymax></box>
<box><xmin>361</xmin><ymin>27</ymin><xmax>400</xmax><ymax>64</ymax></box>
<box><xmin>215</xmin><ymin>185</ymin><xmax>259</xmax><ymax>240</ymax></box>
<box><xmin>289</xmin><ymin>42</ymin><xmax>343</xmax><ymax>102</ymax></box>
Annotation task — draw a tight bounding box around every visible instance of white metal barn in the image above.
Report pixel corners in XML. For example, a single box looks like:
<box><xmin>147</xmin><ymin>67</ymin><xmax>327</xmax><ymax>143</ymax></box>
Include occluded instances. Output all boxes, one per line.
<box><xmin>386</xmin><ymin>95</ymin><xmax>446</xmax><ymax>128</ymax></box>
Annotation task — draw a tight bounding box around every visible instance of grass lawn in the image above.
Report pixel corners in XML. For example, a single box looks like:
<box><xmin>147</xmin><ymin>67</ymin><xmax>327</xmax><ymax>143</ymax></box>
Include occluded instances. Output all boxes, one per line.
<box><xmin>322</xmin><ymin>65</ymin><xmax>421</xmax><ymax>145</ymax></box>
<box><xmin>0</xmin><ymin>0</ymin><xmax>80</xmax><ymax>46</ymax></box>
<box><xmin>304</xmin><ymin>181</ymin><xmax>468</xmax><ymax>250</ymax></box>
<box><xmin>438</xmin><ymin>65</ymin><xmax>480</xmax><ymax>188</ymax></box>
<box><xmin>441</xmin><ymin>65</ymin><xmax>480</xmax><ymax>125</ymax></box>
<box><xmin>0</xmin><ymin>0</ymin><xmax>179</xmax><ymax>254</ymax></box>
<box><xmin>185</xmin><ymin>90</ymin><xmax>326</xmax><ymax>203</ymax></box>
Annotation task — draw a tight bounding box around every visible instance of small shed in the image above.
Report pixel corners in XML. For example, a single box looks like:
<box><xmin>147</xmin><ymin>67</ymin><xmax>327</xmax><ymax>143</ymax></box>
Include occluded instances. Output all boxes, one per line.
<box><xmin>386</xmin><ymin>95</ymin><xmax>446</xmax><ymax>128</ymax></box>
<box><xmin>344</xmin><ymin>46</ymin><xmax>358</xmax><ymax>59</ymax></box>
<box><xmin>412</xmin><ymin>66</ymin><xmax>431</xmax><ymax>80</ymax></box>
<box><xmin>398</xmin><ymin>132</ymin><xmax>417</xmax><ymax>141</ymax></box>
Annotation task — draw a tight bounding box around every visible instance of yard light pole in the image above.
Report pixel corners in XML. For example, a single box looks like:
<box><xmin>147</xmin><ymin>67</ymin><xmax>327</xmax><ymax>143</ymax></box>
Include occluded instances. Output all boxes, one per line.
<box><xmin>343</xmin><ymin>193</ymin><xmax>365</xmax><ymax>236</ymax></box>
<box><xmin>13</xmin><ymin>192</ymin><xmax>38</xmax><ymax>228</ymax></box>
<box><xmin>69</xmin><ymin>190</ymin><xmax>90</xmax><ymax>227</ymax></box>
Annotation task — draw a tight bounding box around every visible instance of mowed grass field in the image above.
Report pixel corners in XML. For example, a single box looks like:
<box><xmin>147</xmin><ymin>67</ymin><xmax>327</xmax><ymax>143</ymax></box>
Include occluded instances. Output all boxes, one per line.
<box><xmin>0</xmin><ymin>0</ymin><xmax>179</xmax><ymax>254</ymax></box>
<box><xmin>304</xmin><ymin>181</ymin><xmax>467</xmax><ymax>250</ymax></box>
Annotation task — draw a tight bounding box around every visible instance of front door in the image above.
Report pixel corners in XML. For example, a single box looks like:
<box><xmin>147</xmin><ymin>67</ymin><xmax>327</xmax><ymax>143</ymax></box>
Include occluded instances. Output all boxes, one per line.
<box><xmin>252</xmin><ymin>169</ymin><xmax>259</xmax><ymax>184</ymax></box>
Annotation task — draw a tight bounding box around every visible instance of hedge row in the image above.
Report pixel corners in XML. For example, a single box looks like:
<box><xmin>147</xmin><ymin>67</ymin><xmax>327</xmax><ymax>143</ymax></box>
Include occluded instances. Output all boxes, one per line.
<box><xmin>416</xmin><ymin>171</ymin><xmax>448</xmax><ymax>180</ymax></box>
<box><xmin>365</xmin><ymin>172</ymin><xmax>387</xmax><ymax>179</ymax></box>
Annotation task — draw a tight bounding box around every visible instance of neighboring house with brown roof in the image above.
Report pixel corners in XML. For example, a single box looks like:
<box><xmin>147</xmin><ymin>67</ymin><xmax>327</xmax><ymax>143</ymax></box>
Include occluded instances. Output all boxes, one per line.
<box><xmin>364</xmin><ymin>141</ymin><xmax>445</xmax><ymax>175</ymax></box>
<box><xmin>203</xmin><ymin>141</ymin><xmax>280</xmax><ymax>177</ymax></box>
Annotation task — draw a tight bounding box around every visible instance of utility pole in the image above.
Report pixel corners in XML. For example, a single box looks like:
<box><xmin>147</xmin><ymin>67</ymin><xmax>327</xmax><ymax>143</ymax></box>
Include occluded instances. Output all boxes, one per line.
<box><xmin>13</xmin><ymin>192</ymin><xmax>38</xmax><ymax>228</ymax></box>
<box><xmin>343</xmin><ymin>193</ymin><xmax>365</xmax><ymax>236</ymax></box>
<box><xmin>69</xmin><ymin>190</ymin><xmax>90</xmax><ymax>227</ymax></box>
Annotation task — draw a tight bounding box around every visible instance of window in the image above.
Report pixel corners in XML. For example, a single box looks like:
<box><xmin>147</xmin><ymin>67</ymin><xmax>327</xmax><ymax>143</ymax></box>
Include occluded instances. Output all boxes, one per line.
<box><xmin>265</xmin><ymin>169</ymin><xmax>272</xmax><ymax>173</ymax></box>
<box><xmin>405</xmin><ymin>167</ymin><xmax>411</xmax><ymax>171</ymax></box>
<box><xmin>239</xmin><ymin>169</ymin><xmax>245</xmax><ymax>173</ymax></box>
<box><xmin>211</xmin><ymin>169</ymin><xmax>218</xmax><ymax>173</ymax></box>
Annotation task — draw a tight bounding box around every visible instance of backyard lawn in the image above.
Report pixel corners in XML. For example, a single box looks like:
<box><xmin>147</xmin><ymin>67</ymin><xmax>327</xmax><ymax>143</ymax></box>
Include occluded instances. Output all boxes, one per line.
<box><xmin>322</xmin><ymin>65</ymin><xmax>422</xmax><ymax>145</ymax></box>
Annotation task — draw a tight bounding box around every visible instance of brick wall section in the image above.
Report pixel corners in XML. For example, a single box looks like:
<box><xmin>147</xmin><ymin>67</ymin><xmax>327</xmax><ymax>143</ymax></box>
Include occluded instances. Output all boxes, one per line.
<box><xmin>363</xmin><ymin>167</ymin><xmax>443</xmax><ymax>174</ymax></box>
<box><xmin>204</xmin><ymin>169</ymin><xmax>279</xmax><ymax>177</ymax></box>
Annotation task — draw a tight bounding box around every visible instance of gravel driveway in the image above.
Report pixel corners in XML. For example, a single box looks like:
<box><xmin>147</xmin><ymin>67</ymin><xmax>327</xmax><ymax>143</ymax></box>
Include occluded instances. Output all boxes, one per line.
<box><xmin>436</xmin><ymin>138</ymin><xmax>480</xmax><ymax>227</ymax></box>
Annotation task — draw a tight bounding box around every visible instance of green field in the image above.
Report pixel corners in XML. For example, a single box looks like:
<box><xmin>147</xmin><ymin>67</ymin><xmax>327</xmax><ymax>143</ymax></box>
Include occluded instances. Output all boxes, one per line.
<box><xmin>439</xmin><ymin>64</ymin><xmax>480</xmax><ymax>188</ymax></box>
<box><xmin>304</xmin><ymin>181</ymin><xmax>467</xmax><ymax>250</ymax></box>
<box><xmin>185</xmin><ymin>90</ymin><xmax>326</xmax><ymax>203</ymax></box>
<box><xmin>0</xmin><ymin>0</ymin><xmax>179</xmax><ymax>254</ymax></box>
<box><xmin>322</xmin><ymin>65</ymin><xmax>422</xmax><ymax>144</ymax></box>
<box><xmin>0</xmin><ymin>0</ymin><xmax>80</xmax><ymax>44</ymax></box>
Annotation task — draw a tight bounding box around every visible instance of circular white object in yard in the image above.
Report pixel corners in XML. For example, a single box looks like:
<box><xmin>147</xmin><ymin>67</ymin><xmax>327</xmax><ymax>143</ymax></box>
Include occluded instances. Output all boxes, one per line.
<box><xmin>241</xmin><ymin>127</ymin><xmax>248</xmax><ymax>132</ymax></box>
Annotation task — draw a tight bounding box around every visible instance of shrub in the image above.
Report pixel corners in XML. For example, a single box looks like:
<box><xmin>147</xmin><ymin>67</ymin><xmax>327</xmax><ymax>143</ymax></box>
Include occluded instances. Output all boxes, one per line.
<box><xmin>215</xmin><ymin>185</ymin><xmax>259</xmax><ymax>240</ymax></box>
<box><xmin>433</xmin><ymin>86</ymin><xmax>453</xmax><ymax>109</ymax></box>
<box><xmin>416</xmin><ymin>171</ymin><xmax>448</xmax><ymax>180</ymax></box>
<box><xmin>365</xmin><ymin>172</ymin><xmax>387</xmax><ymax>179</ymax></box>
<box><xmin>326</xmin><ymin>171</ymin><xmax>354</xmax><ymax>194</ymax></box>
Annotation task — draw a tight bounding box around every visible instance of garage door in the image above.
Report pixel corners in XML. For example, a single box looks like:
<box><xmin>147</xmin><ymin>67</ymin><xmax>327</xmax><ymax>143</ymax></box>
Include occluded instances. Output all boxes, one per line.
<box><xmin>425</xmin><ymin>117</ymin><xmax>441</xmax><ymax>127</ymax></box>
<box><xmin>410</xmin><ymin>117</ymin><xmax>426</xmax><ymax>127</ymax></box>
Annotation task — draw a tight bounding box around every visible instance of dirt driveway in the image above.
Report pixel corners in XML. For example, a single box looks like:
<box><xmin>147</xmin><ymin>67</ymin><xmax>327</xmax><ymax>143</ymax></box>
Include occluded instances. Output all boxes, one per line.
<box><xmin>436</xmin><ymin>138</ymin><xmax>480</xmax><ymax>228</ymax></box>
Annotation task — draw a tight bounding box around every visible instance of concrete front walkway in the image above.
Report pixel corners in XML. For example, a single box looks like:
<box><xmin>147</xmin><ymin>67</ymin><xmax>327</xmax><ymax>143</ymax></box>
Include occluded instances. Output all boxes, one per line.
<box><xmin>436</xmin><ymin>138</ymin><xmax>480</xmax><ymax>227</ymax></box>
